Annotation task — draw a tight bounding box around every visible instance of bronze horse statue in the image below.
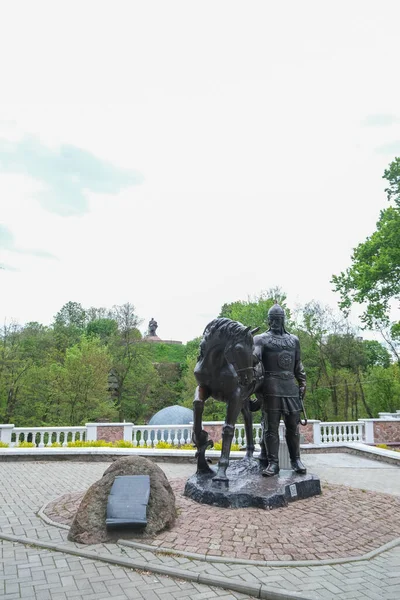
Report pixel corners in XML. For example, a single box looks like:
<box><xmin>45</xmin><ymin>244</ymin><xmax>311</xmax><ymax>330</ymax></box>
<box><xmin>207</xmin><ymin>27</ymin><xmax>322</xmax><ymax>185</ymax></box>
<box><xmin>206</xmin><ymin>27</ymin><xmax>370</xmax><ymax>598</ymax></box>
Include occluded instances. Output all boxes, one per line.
<box><xmin>192</xmin><ymin>318</ymin><xmax>264</xmax><ymax>483</ymax></box>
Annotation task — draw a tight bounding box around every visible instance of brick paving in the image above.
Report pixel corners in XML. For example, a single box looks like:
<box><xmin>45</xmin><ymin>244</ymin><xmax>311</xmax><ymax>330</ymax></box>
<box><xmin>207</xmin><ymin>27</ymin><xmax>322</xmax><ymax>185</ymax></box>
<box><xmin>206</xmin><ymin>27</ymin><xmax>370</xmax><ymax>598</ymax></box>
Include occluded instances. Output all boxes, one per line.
<box><xmin>0</xmin><ymin>460</ymin><xmax>400</xmax><ymax>599</ymax></box>
<box><xmin>45</xmin><ymin>477</ymin><xmax>400</xmax><ymax>561</ymax></box>
<box><xmin>0</xmin><ymin>540</ymin><xmax>255</xmax><ymax>600</ymax></box>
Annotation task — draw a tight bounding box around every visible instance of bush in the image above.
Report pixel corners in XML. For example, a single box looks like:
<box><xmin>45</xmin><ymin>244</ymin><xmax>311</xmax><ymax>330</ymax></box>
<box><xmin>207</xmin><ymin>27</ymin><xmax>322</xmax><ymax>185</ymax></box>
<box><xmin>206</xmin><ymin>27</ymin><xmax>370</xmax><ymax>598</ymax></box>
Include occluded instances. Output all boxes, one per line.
<box><xmin>0</xmin><ymin>442</ymin><xmax>9</xmax><ymax>448</ymax></box>
<box><xmin>17</xmin><ymin>442</ymin><xmax>35</xmax><ymax>448</ymax></box>
<box><xmin>67</xmin><ymin>440</ymin><xmax>134</xmax><ymax>448</ymax></box>
<box><xmin>376</xmin><ymin>443</ymin><xmax>400</xmax><ymax>453</ymax></box>
<box><xmin>51</xmin><ymin>442</ymin><xmax>62</xmax><ymax>447</ymax></box>
<box><xmin>114</xmin><ymin>440</ymin><xmax>135</xmax><ymax>448</ymax></box>
<box><xmin>155</xmin><ymin>441</ymin><xmax>194</xmax><ymax>450</ymax></box>
<box><xmin>155</xmin><ymin>441</ymin><xmax>174</xmax><ymax>449</ymax></box>
<box><xmin>67</xmin><ymin>440</ymin><xmax>112</xmax><ymax>447</ymax></box>
<box><xmin>213</xmin><ymin>441</ymin><xmax>242</xmax><ymax>451</ymax></box>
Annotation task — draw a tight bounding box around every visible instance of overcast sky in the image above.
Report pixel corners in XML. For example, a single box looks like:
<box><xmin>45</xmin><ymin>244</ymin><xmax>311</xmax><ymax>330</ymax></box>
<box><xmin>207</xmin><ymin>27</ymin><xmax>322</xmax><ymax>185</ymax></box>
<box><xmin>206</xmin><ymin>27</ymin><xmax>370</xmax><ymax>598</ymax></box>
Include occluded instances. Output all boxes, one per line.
<box><xmin>1</xmin><ymin>0</ymin><xmax>400</xmax><ymax>342</ymax></box>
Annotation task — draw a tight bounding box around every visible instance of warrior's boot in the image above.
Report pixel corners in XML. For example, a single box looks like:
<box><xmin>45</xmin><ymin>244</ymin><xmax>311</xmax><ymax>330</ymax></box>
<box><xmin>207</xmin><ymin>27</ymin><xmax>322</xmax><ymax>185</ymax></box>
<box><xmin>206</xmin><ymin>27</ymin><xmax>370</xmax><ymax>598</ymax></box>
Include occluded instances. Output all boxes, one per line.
<box><xmin>285</xmin><ymin>419</ymin><xmax>306</xmax><ymax>475</ymax></box>
<box><xmin>262</xmin><ymin>429</ymin><xmax>280</xmax><ymax>477</ymax></box>
<box><xmin>262</xmin><ymin>411</ymin><xmax>281</xmax><ymax>476</ymax></box>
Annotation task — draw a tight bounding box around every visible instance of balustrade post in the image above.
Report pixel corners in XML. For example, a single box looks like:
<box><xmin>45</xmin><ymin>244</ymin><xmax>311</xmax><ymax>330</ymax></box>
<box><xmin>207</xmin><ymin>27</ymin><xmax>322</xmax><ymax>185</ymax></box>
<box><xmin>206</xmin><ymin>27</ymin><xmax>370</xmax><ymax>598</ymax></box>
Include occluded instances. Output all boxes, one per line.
<box><xmin>0</xmin><ymin>424</ymin><xmax>14</xmax><ymax>445</ymax></box>
<box><xmin>360</xmin><ymin>420</ymin><xmax>374</xmax><ymax>444</ymax></box>
<box><xmin>139</xmin><ymin>428</ymin><xmax>145</xmax><ymax>447</ymax></box>
<box><xmin>123</xmin><ymin>423</ymin><xmax>133</xmax><ymax>441</ymax></box>
<box><xmin>85</xmin><ymin>423</ymin><xmax>98</xmax><ymax>442</ymax></box>
<box><xmin>313</xmin><ymin>421</ymin><xmax>322</xmax><ymax>444</ymax></box>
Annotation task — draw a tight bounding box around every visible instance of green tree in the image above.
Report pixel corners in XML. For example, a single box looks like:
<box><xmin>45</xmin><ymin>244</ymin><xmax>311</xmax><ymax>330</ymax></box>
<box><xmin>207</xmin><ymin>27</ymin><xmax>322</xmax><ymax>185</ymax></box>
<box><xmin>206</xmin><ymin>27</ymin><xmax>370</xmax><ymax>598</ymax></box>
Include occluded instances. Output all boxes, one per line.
<box><xmin>104</xmin><ymin>303</ymin><xmax>156</xmax><ymax>421</ymax></box>
<box><xmin>219</xmin><ymin>287</ymin><xmax>290</xmax><ymax>330</ymax></box>
<box><xmin>51</xmin><ymin>336</ymin><xmax>115</xmax><ymax>425</ymax></box>
<box><xmin>86</xmin><ymin>318</ymin><xmax>118</xmax><ymax>343</ymax></box>
<box><xmin>180</xmin><ymin>337</ymin><xmax>201</xmax><ymax>410</ymax></box>
<box><xmin>332</xmin><ymin>158</ymin><xmax>400</xmax><ymax>330</ymax></box>
<box><xmin>293</xmin><ymin>302</ymin><xmax>379</xmax><ymax>420</ymax></box>
<box><xmin>362</xmin><ymin>340</ymin><xmax>391</xmax><ymax>369</ymax></box>
<box><xmin>52</xmin><ymin>301</ymin><xmax>87</xmax><ymax>358</ymax></box>
<box><xmin>54</xmin><ymin>301</ymin><xmax>87</xmax><ymax>329</ymax></box>
<box><xmin>364</xmin><ymin>364</ymin><xmax>400</xmax><ymax>415</ymax></box>
<box><xmin>0</xmin><ymin>322</ymin><xmax>55</xmax><ymax>422</ymax></box>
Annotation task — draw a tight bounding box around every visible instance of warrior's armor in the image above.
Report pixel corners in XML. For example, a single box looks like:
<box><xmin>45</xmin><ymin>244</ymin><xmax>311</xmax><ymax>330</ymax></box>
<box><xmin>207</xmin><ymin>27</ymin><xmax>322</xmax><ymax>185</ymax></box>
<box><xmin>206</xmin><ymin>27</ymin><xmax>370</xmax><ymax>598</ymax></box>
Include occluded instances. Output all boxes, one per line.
<box><xmin>260</xmin><ymin>331</ymin><xmax>306</xmax><ymax>408</ymax></box>
<box><xmin>253</xmin><ymin>303</ymin><xmax>307</xmax><ymax>476</ymax></box>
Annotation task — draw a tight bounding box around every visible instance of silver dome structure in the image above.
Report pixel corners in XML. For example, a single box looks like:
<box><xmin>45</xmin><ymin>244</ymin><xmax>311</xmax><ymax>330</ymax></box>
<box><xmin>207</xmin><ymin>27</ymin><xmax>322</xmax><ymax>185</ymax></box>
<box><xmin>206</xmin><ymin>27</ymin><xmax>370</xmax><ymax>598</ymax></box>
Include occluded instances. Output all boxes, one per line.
<box><xmin>149</xmin><ymin>405</ymin><xmax>193</xmax><ymax>425</ymax></box>
<box><xmin>148</xmin><ymin>405</ymin><xmax>193</xmax><ymax>443</ymax></box>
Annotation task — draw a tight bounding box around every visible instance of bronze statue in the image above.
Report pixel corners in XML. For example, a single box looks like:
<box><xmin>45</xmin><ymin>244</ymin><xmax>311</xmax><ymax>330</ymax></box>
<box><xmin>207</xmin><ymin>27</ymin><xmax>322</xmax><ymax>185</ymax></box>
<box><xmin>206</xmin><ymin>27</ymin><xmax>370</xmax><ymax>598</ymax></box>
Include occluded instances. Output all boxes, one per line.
<box><xmin>253</xmin><ymin>303</ymin><xmax>307</xmax><ymax>477</ymax></box>
<box><xmin>148</xmin><ymin>318</ymin><xmax>158</xmax><ymax>336</ymax></box>
<box><xmin>187</xmin><ymin>313</ymin><xmax>317</xmax><ymax>505</ymax></box>
<box><xmin>192</xmin><ymin>318</ymin><xmax>261</xmax><ymax>482</ymax></box>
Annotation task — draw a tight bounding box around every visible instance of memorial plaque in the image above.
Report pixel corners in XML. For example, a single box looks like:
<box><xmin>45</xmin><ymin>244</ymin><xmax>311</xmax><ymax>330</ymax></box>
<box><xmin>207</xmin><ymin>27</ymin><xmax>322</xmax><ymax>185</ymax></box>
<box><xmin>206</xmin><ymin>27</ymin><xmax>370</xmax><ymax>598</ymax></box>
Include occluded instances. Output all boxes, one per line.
<box><xmin>106</xmin><ymin>475</ymin><xmax>150</xmax><ymax>528</ymax></box>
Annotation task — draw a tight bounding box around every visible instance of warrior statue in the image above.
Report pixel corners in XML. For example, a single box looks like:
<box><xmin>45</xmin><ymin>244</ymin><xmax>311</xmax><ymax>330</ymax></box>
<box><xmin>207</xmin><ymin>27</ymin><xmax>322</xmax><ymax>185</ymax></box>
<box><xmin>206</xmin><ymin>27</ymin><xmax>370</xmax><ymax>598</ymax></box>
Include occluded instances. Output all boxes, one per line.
<box><xmin>148</xmin><ymin>318</ymin><xmax>158</xmax><ymax>337</ymax></box>
<box><xmin>253</xmin><ymin>303</ymin><xmax>307</xmax><ymax>477</ymax></box>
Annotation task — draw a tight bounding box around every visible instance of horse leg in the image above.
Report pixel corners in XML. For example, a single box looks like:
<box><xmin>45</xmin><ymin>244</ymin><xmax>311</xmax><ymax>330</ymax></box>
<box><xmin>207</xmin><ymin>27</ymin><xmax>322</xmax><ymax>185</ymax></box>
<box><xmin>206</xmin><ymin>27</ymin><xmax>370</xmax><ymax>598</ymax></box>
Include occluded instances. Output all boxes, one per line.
<box><xmin>241</xmin><ymin>398</ymin><xmax>255</xmax><ymax>458</ymax></box>
<box><xmin>192</xmin><ymin>385</ymin><xmax>214</xmax><ymax>474</ymax></box>
<box><xmin>213</xmin><ymin>389</ymin><xmax>242</xmax><ymax>483</ymax></box>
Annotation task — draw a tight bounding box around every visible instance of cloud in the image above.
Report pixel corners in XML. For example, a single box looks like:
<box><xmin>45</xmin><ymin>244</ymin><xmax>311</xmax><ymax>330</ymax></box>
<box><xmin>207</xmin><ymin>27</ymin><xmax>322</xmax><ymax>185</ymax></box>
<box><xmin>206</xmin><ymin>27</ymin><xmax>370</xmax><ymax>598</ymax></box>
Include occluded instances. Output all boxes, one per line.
<box><xmin>0</xmin><ymin>224</ymin><xmax>14</xmax><ymax>248</ymax></box>
<box><xmin>0</xmin><ymin>136</ymin><xmax>143</xmax><ymax>216</ymax></box>
<box><xmin>0</xmin><ymin>223</ymin><xmax>57</xmax><ymax>261</ymax></box>
<box><xmin>362</xmin><ymin>114</ymin><xmax>400</xmax><ymax>127</ymax></box>
<box><xmin>375</xmin><ymin>141</ymin><xmax>400</xmax><ymax>155</ymax></box>
<box><xmin>0</xmin><ymin>263</ymin><xmax>19</xmax><ymax>272</ymax></box>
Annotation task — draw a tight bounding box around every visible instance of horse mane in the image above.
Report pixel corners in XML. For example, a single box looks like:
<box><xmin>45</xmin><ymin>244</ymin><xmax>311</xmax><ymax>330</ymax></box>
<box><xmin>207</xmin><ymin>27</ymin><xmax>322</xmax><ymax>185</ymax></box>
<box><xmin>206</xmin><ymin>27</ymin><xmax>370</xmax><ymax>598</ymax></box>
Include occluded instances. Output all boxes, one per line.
<box><xmin>200</xmin><ymin>318</ymin><xmax>252</xmax><ymax>354</ymax></box>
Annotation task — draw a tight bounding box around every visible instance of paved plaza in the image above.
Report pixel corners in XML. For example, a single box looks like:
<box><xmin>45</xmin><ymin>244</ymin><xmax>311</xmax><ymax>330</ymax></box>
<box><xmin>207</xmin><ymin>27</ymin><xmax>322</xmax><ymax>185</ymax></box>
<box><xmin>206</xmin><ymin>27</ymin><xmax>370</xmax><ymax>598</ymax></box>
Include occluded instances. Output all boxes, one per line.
<box><xmin>0</xmin><ymin>455</ymin><xmax>399</xmax><ymax>599</ymax></box>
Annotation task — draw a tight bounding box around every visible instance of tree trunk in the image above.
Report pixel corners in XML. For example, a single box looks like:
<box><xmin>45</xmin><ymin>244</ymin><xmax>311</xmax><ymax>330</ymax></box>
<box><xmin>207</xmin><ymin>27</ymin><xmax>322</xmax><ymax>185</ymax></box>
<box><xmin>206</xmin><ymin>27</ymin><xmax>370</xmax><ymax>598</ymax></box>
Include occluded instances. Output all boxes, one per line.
<box><xmin>344</xmin><ymin>379</ymin><xmax>349</xmax><ymax>421</ymax></box>
<box><xmin>356</xmin><ymin>371</ymin><xmax>373</xmax><ymax>418</ymax></box>
<box><xmin>353</xmin><ymin>390</ymin><xmax>358</xmax><ymax>421</ymax></box>
<box><xmin>5</xmin><ymin>386</ymin><xmax>18</xmax><ymax>423</ymax></box>
<box><xmin>331</xmin><ymin>375</ymin><xmax>338</xmax><ymax>418</ymax></box>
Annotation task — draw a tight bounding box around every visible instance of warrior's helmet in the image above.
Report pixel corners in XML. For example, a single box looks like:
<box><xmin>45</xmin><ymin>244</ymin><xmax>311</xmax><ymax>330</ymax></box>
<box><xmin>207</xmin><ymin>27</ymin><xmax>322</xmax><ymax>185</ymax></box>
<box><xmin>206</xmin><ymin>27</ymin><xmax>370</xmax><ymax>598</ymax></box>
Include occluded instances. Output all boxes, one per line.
<box><xmin>268</xmin><ymin>302</ymin><xmax>285</xmax><ymax>319</ymax></box>
<box><xmin>267</xmin><ymin>302</ymin><xmax>287</xmax><ymax>332</ymax></box>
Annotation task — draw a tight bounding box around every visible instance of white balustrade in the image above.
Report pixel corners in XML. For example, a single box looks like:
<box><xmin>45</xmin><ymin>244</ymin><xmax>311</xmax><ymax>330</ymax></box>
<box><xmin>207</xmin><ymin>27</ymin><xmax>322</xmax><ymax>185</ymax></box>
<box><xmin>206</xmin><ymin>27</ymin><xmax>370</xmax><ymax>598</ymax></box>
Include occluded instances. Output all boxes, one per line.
<box><xmin>131</xmin><ymin>424</ymin><xmax>192</xmax><ymax>448</ymax></box>
<box><xmin>0</xmin><ymin>419</ymin><xmax>372</xmax><ymax>449</ymax></box>
<box><xmin>233</xmin><ymin>421</ymin><xmax>286</xmax><ymax>447</ymax></box>
<box><xmin>319</xmin><ymin>421</ymin><xmax>364</xmax><ymax>444</ymax></box>
<box><xmin>253</xmin><ymin>424</ymin><xmax>263</xmax><ymax>445</ymax></box>
<box><xmin>234</xmin><ymin>425</ymin><xmax>245</xmax><ymax>446</ymax></box>
<box><xmin>10</xmin><ymin>426</ymin><xmax>87</xmax><ymax>447</ymax></box>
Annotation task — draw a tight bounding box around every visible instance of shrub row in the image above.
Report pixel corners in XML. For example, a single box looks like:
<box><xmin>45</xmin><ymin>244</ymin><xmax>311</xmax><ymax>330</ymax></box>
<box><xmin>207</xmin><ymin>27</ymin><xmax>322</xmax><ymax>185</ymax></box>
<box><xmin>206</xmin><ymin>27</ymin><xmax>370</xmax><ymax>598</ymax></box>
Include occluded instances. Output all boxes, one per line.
<box><xmin>0</xmin><ymin>440</ymin><xmax>243</xmax><ymax>451</ymax></box>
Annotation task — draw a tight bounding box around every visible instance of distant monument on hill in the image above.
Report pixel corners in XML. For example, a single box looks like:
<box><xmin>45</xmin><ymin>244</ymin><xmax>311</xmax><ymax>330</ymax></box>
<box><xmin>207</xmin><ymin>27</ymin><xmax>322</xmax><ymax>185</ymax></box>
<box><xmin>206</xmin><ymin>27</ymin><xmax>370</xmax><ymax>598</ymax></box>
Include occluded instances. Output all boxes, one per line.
<box><xmin>144</xmin><ymin>318</ymin><xmax>182</xmax><ymax>345</ymax></box>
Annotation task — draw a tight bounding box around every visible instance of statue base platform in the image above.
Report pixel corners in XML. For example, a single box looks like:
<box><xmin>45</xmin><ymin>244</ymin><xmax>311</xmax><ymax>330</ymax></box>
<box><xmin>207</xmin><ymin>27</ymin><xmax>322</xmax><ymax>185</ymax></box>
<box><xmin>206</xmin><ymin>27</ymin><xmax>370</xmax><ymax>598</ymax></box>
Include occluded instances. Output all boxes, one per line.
<box><xmin>184</xmin><ymin>457</ymin><xmax>321</xmax><ymax>509</ymax></box>
<box><xmin>144</xmin><ymin>336</ymin><xmax>182</xmax><ymax>345</ymax></box>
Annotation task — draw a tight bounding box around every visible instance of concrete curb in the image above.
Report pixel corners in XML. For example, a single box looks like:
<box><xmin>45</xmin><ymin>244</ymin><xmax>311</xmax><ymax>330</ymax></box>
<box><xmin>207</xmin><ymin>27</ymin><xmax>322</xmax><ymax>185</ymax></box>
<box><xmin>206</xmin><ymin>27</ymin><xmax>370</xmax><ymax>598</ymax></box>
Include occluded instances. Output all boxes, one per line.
<box><xmin>37</xmin><ymin>503</ymin><xmax>70</xmax><ymax>531</ymax></box>
<box><xmin>0</xmin><ymin>532</ymin><xmax>314</xmax><ymax>600</ymax></box>
<box><xmin>119</xmin><ymin>536</ymin><xmax>400</xmax><ymax>567</ymax></box>
<box><xmin>0</xmin><ymin>443</ymin><xmax>399</xmax><ymax>465</ymax></box>
<box><xmin>37</xmin><ymin>499</ymin><xmax>400</xmax><ymax>568</ymax></box>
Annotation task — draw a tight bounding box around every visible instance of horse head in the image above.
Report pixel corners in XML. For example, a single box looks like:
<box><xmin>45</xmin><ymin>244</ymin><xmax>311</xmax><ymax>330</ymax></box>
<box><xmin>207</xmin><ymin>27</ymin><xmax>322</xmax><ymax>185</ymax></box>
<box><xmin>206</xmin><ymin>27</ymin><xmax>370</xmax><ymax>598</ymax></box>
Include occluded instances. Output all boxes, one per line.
<box><xmin>224</xmin><ymin>325</ymin><xmax>256</xmax><ymax>389</ymax></box>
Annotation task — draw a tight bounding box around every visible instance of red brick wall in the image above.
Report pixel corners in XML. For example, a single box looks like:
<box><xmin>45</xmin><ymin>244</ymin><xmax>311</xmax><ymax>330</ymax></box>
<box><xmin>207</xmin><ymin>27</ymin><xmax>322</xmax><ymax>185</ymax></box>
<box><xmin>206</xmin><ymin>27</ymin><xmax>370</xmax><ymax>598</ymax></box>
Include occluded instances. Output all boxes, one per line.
<box><xmin>373</xmin><ymin>421</ymin><xmax>400</xmax><ymax>444</ymax></box>
<box><xmin>97</xmin><ymin>426</ymin><xmax>124</xmax><ymax>443</ymax></box>
<box><xmin>203</xmin><ymin>424</ymin><xmax>223</xmax><ymax>443</ymax></box>
<box><xmin>301</xmin><ymin>422</ymin><xmax>314</xmax><ymax>444</ymax></box>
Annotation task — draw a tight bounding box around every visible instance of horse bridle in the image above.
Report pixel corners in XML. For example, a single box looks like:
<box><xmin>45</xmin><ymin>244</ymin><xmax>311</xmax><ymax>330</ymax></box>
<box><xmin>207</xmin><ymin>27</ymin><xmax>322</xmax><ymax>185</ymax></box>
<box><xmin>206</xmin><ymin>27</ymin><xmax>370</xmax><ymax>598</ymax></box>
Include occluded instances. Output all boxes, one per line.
<box><xmin>225</xmin><ymin>326</ymin><xmax>260</xmax><ymax>392</ymax></box>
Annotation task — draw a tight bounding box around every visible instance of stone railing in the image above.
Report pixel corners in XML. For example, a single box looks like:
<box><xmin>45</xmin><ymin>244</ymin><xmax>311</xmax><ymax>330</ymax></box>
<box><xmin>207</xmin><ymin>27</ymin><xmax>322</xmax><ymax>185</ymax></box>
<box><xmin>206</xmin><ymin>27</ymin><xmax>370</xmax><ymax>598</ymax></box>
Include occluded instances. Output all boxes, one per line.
<box><xmin>1</xmin><ymin>415</ymin><xmax>399</xmax><ymax>447</ymax></box>
<box><xmin>4</xmin><ymin>426</ymin><xmax>86</xmax><ymax>447</ymax></box>
<box><xmin>315</xmin><ymin>421</ymin><xmax>364</xmax><ymax>444</ymax></box>
<box><xmin>234</xmin><ymin>423</ymin><xmax>263</xmax><ymax>447</ymax></box>
<box><xmin>131</xmin><ymin>424</ymin><xmax>192</xmax><ymax>447</ymax></box>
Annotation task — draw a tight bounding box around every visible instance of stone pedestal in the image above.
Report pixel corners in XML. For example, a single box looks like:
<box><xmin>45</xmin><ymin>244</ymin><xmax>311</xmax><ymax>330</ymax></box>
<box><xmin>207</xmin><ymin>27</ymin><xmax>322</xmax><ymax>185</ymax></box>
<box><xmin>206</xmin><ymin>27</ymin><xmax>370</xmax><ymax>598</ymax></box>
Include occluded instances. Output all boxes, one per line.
<box><xmin>184</xmin><ymin>458</ymin><xmax>321</xmax><ymax>509</ymax></box>
<box><xmin>144</xmin><ymin>336</ymin><xmax>182</xmax><ymax>345</ymax></box>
